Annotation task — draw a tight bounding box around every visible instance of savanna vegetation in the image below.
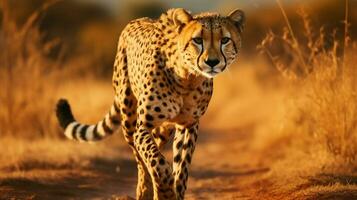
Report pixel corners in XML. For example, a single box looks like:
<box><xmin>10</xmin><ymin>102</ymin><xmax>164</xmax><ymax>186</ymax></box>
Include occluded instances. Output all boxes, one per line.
<box><xmin>0</xmin><ymin>0</ymin><xmax>356</xmax><ymax>199</ymax></box>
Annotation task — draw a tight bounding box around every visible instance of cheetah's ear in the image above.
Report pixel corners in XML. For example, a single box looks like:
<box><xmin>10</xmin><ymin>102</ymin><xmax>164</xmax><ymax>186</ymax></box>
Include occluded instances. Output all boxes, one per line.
<box><xmin>173</xmin><ymin>8</ymin><xmax>192</xmax><ymax>29</ymax></box>
<box><xmin>228</xmin><ymin>9</ymin><xmax>245</xmax><ymax>33</ymax></box>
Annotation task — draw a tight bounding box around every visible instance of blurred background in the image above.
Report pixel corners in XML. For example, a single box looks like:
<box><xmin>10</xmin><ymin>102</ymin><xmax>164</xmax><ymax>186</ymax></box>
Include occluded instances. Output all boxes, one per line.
<box><xmin>0</xmin><ymin>0</ymin><xmax>357</xmax><ymax>199</ymax></box>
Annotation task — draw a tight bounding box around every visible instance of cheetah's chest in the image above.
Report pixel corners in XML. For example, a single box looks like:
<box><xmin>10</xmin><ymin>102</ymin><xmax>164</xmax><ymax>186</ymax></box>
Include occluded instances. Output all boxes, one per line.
<box><xmin>170</xmin><ymin>85</ymin><xmax>213</xmax><ymax>125</ymax></box>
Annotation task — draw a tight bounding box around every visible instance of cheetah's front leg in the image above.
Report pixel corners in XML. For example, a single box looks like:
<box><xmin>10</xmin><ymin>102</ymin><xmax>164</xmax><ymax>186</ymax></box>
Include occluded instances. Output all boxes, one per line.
<box><xmin>134</xmin><ymin>123</ymin><xmax>176</xmax><ymax>200</ymax></box>
<box><xmin>172</xmin><ymin>122</ymin><xmax>199</xmax><ymax>199</ymax></box>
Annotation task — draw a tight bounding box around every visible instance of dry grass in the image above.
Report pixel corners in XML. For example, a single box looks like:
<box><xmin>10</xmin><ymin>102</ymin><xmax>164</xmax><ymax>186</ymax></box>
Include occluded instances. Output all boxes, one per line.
<box><xmin>0</xmin><ymin>0</ymin><xmax>113</xmax><ymax>138</ymax></box>
<box><xmin>0</xmin><ymin>1</ymin><xmax>63</xmax><ymax>138</ymax></box>
<box><xmin>253</xmin><ymin>0</ymin><xmax>357</xmax><ymax>197</ymax></box>
<box><xmin>0</xmin><ymin>136</ymin><xmax>122</xmax><ymax>176</ymax></box>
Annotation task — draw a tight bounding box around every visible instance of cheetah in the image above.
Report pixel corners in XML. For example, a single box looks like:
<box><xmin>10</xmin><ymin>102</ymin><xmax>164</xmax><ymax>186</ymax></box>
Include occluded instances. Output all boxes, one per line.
<box><xmin>56</xmin><ymin>8</ymin><xmax>245</xmax><ymax>200</ymax></box>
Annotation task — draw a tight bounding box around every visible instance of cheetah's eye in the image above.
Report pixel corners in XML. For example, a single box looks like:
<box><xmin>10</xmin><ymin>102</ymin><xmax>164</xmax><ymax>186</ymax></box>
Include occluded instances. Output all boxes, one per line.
<box><xmin>192</xmin><ymin>37</ymin><xmax>203</xmax><ymax>45</ymax></box>
<box><xmin>221</xmin><ymin>37</ymin><xmax>230</xmax><ymax>44</ymax></box>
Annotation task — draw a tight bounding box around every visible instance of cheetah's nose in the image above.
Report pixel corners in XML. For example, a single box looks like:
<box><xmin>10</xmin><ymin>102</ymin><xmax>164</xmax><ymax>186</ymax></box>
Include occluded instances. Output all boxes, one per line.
<box><xmin>205</xmin><ymin>59</ymin><xmax>220</xmax><ymax>67</ymax></box>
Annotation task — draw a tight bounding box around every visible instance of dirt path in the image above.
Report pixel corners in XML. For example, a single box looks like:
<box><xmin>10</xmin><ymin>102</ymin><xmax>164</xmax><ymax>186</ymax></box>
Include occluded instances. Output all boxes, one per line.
<box><xmin>185</xmin><ymin>129</ymin><xmax>269</xmax><ymax>200</ymax></box>
<box><xmin>0</xmin><ymin>129</ymin><xmax>269</xmax><ymax>200</ymax></box>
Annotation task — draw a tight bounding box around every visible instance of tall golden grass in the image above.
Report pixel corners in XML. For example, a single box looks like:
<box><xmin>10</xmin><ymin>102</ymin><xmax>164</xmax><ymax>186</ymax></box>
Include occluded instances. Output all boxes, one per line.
<box><xmin>257</xmin><ymin>0</ymin><xmax>357</xmax><ymax>187</ymax></box>
<box><xmin>0</xmin><ymin>1</ymin><xmax>63</xmax><ymax>138</ymax></box>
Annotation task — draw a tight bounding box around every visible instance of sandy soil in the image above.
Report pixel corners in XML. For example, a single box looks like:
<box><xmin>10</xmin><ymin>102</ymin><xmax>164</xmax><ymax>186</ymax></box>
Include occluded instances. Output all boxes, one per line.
<box><xmin>0</xmin><ymin>128</ymin><xmax>270</xmax><ymax>200</ymax></box>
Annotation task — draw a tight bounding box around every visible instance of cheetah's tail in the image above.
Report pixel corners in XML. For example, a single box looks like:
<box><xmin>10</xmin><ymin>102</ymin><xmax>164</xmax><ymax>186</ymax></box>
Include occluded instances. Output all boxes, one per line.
<box><xmin>56</xmin><ymin>98</ymin><xmax>121</xmax><ymax>142</ymax></box>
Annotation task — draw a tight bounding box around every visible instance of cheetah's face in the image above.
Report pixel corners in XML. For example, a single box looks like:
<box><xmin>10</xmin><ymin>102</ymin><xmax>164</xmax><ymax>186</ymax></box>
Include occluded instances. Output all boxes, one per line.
<box><xmin>174</xmin><ymin>9</ymin><xmax>245</xmax><ymax>78</ymax></box>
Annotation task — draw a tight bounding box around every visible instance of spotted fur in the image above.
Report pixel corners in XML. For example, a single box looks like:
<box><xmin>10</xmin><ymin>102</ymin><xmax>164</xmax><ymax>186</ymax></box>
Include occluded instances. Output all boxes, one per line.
<box><xmin>56</xmin><ymin>8</ymin><xmax>245</xmax><ymax>200</ymax></box>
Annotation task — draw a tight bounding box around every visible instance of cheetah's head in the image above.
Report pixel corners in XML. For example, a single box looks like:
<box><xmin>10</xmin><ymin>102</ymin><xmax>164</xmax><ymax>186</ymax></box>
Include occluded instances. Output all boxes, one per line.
<box><xmin>173</xmin><ymin>8</ymin><xmax>245</xmax><ymax>78</ymax></box>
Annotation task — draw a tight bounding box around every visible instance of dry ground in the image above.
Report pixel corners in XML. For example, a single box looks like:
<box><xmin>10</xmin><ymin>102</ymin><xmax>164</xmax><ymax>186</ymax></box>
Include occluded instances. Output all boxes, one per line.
<box><xmin>0</xmin><ymin>129</ymin><xmax>266</xmax><ymax>200</ymax></box>
<box><xmin>2</xmin><ymin>126</ymin><xmax>357</xmax><ymax>199</ymax></box>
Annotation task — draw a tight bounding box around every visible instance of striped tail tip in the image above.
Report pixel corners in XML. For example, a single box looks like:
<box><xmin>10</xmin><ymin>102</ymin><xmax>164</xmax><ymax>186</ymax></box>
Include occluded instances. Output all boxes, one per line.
<box><xmin>56</xmin><ymin>98</ymin><xmax>75</xmax><ymax>129</ymax></box>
